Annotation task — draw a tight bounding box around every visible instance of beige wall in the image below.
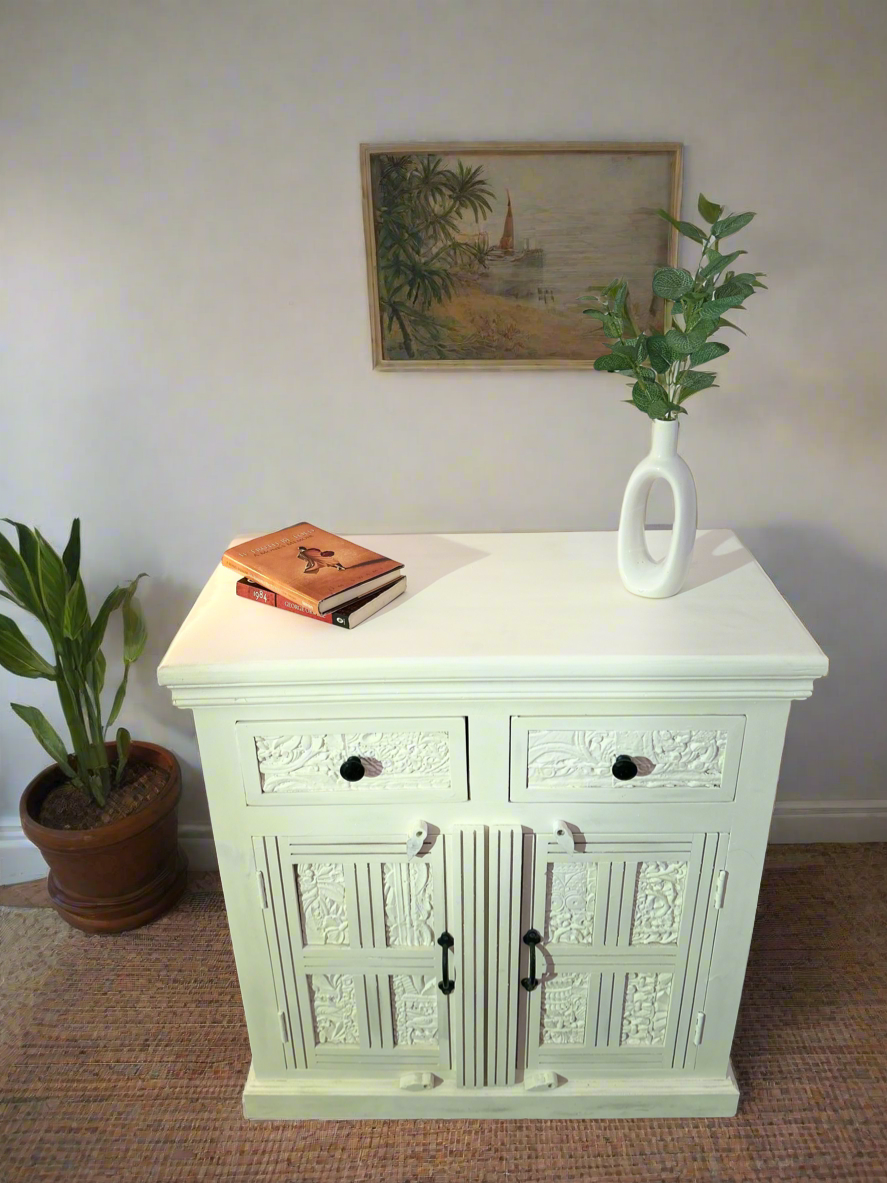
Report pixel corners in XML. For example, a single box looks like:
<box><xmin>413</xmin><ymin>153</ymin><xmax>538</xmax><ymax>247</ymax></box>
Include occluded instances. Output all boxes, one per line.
<box><xmin>1</xmin><ymin>0</ymin><xmax>885</xmax><ymax>825</ymax></box>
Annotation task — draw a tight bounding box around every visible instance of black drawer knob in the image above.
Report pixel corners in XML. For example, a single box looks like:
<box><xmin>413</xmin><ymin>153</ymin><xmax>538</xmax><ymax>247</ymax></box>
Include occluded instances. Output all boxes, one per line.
<box><xmin>339</xmin><ymin>756</ymin><xmax>365</xmax><ymax>782</ymax></box>
<box><xmin>612</xmin><ymin>754</ymin><xmax>638</xmax><ymax>781</ymax></box>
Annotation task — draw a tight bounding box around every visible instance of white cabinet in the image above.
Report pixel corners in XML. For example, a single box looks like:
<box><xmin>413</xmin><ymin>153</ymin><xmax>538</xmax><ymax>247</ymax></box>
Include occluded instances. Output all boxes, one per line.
<box><xmin>158</xmin><ymin>530</ymin><xmax>827</xmax><ymax>1118</ymax></box>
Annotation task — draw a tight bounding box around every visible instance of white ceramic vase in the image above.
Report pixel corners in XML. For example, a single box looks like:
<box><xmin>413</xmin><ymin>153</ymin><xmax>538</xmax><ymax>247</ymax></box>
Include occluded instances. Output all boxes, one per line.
<box><xmin>617</xmin><ymin>417</ymin><xmax>697</xmax><ymax>599</ymax></box>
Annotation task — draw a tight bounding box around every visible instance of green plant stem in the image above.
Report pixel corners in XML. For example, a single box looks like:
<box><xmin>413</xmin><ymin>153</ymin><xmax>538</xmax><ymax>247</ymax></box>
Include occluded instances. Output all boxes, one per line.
<box><xmin>55</xmin><ymin>674</ymin><xmax>92</xmax><ymax>787</ymax></box>
<box><xmin>57</xmin><ymin>645</ymin><xmax>109</xmax><ymax>804</ymax></box>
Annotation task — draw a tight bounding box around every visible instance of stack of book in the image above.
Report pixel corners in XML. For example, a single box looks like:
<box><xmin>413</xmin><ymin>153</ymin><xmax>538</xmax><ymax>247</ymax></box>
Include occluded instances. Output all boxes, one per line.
<box><xmin>222</xmin><ymin>523</ymin><xmax>405</xmax><ymax>630</ymax></box>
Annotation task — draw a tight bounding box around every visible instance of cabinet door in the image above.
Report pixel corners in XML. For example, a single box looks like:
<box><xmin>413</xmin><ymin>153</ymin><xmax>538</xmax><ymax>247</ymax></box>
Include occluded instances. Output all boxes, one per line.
<box><xmin>521</xmin><ymin>831</ymin><xmax>726</xmax><ymax>1077</ymax></box>
<box><xmin>259</xmin><ymin>834</ymin><xmax>452</xmax><ymax>1078</ymax></box>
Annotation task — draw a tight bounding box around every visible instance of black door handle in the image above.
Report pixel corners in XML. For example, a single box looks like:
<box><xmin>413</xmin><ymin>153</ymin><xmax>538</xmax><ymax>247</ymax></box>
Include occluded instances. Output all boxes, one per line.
<box><xmin>437</xmin><ymin>931</ymin><xmax>455</xmax><ymax>995</ymax></box>
<box><xmin>521</xmin><ymin>928</ymin><xmax>542</xmax><ymax>992</ymax></box>
<box><xmin>339</xmin><ymin>756</ymin><xmax>365</xmax><ymax>782</ymax></box>
<box><xmin>612</xmin><ymin>754</ymin><xmax>638</xmax><ymax>781</ymax></box>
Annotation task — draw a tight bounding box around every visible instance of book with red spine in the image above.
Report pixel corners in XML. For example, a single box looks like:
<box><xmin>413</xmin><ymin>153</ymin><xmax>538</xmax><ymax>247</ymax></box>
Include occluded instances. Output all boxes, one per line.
<box><xmin>235</xmin><ymin>575</ymin><xmax>406</xmax><ymax>629</ymax></box>
<box><xmin>222</xmin><ymin>522</ymin><xmax>404</xmax><ymax>614</ymax></box>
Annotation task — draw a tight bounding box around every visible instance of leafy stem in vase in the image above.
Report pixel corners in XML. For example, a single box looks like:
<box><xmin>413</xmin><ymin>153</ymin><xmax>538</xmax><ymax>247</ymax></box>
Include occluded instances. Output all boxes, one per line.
<box><xmin>581</xmin><ymin>193</ymin><xmax>766</xmax><ymax>420</ymax></box>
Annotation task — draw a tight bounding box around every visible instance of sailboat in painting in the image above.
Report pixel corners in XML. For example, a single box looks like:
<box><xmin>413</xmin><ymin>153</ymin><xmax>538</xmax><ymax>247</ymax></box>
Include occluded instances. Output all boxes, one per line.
<box><xmin>498</xmin><ymin>190</ymin><xmax>515</xmax><ymax>250</ymax></box>
<box><xmin>477</xmin><ymin>189</ymin><xmax>544</xmax><ymax>299</ymax></box>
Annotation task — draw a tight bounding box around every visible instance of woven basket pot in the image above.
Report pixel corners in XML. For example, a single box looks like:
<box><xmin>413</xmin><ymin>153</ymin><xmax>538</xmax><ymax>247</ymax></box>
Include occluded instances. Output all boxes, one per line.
<box><xmin>20</xmin><ymin>741</ymin><xmax>187</xmax><ymax>934</ymax></box>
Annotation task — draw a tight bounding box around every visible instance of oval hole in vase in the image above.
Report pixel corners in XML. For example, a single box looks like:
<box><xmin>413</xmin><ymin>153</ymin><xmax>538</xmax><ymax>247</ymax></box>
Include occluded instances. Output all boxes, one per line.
<box><xmin>645</xmin><ymin>477</ymin><xmax>675</xmax><ymax>529</ymax></box>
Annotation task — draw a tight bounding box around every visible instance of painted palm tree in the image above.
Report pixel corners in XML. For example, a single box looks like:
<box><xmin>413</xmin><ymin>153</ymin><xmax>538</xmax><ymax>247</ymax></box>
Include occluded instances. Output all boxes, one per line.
<box><xmin>374</xmin><ymin>155</ymin><xmax>495</xmax><ymax>358</ymax></box>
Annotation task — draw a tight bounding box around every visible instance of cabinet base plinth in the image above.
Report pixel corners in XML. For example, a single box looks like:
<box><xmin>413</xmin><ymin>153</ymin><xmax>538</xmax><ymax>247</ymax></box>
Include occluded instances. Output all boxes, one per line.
<box><xmin>242</xmin><ymin>1061</ymin><xmax>740</xmax><ymax>1120</ymax></box>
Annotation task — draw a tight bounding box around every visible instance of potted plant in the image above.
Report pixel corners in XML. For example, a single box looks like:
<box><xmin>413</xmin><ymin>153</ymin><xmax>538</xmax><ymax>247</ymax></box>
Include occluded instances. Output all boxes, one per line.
<box><xmin>0</xmin><ymin>518</ymin><xmax>186</xmax><ymax>932</ymax></box>
<box><xmin>582</xmin><ymin>193</ymin><xmax>765</xmax><ymax>598</ymax></box>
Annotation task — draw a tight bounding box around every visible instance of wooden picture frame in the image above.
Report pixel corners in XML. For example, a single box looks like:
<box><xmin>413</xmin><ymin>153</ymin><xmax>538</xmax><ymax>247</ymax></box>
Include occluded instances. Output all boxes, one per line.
<box><xmin>360</xmin><ymin>141</ymin><xmax>683</xmax><ymax>371</ymax></box>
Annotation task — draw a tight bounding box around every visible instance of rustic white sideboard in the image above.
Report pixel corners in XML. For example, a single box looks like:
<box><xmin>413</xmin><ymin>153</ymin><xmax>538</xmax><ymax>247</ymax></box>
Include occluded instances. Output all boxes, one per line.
<box><xmin>158</xmin><ymin>530</ymin><xmax>827</xmax><ymax>1119</ymax></box>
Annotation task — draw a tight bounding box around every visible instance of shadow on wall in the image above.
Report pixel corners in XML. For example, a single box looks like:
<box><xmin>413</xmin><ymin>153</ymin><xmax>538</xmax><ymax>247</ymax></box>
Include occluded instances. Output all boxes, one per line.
<box><xmin>135</xmin><ymin>577</ymin><xmax>206</xmax><ymax>815</ymax></box>
<box><xmin>741</xmin><ymin>524</ymin><xmax>886</xmax><ymax>803</ymax></box>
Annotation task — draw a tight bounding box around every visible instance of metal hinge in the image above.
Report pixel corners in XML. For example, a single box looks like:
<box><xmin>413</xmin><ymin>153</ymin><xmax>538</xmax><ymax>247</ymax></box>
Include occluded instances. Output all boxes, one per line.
<box><xmin>714</xmin><ymin>870</ymin><xmax>728</xmax><ymax>909</ymax></box>
<box><xmin>693</xmin><ymin>1011</ymin><xmax>706</xmax><ymax>1046</ymax></box>
<box><xmin>278</xmin><ymin>1010</ymin><xmax>289</xmax><ymax>1043</ymax></box>
<box><xmin>256</xmin><ymin>870</ymin><xmax>268</xmax><ymax>909</ymax></box>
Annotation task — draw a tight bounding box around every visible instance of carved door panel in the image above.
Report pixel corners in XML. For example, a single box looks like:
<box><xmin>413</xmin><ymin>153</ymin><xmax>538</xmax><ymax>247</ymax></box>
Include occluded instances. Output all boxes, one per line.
<box><xmin>260</xmin><ymin>834</ymin><xmax>452</xmax><ymax>1078</ymax></box>
<box><xmin>521</xmin><ymin>831</ymin><xmax>726</xmax><ymax>1076</ymax></box>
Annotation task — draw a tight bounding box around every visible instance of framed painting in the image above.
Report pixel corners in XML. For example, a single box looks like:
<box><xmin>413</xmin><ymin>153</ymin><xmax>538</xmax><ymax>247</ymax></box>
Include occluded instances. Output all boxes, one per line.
<box><xmin>361</xmin><ymin>141</ymin><xmax>683</xmax><ymax>370</ymax></box>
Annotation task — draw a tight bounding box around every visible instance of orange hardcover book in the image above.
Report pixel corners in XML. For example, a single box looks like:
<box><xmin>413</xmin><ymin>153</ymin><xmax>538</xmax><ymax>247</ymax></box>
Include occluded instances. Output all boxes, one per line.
<box><xmin>222</xmin><ymin>523</ymin><xmax>404</xmax><ymax>615</ymax></box>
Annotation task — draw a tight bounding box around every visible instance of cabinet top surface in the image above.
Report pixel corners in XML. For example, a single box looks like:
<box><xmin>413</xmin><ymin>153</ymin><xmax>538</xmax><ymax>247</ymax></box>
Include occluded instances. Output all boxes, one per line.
<box><xmin>157</xmin><ymin>529</ymin><xmax>827</xmax><ymax>688</ymax></box>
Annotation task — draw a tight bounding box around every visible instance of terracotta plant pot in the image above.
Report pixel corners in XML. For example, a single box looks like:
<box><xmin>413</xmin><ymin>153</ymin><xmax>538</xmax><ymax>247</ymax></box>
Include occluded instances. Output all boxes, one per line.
<box><xmin>20</xmin><ymin>741</ymin><xmax>187</xmax><ymax>934</ymax></box>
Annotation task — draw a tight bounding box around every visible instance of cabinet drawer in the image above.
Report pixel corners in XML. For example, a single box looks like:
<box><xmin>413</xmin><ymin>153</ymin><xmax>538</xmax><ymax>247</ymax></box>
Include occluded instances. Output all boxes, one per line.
<box><xmin>237</xmin><ymin>717</ymin><xmax>468</xmax><ymax>805</ymax></box>
<box><xmin>510</xmin><ymin>715</ymin><xmax>745</xmax><ymax>803</ymax></box>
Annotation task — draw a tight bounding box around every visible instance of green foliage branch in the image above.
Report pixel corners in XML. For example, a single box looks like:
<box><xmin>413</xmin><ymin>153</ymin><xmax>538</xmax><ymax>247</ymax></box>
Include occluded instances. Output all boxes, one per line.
<box><xmin>0</xmin><ymin>518</ymin><xmax>147</xmax><ymax>807</ymax></box>
<box><xmin>375</xmin><ymin>154</ymin><xmax>496</xmax><ymax>358</ymax></box>
<box><xmin>582</xmin><ymin>194</ymin><xmax>766</xmax><ymax>419</ymax></box>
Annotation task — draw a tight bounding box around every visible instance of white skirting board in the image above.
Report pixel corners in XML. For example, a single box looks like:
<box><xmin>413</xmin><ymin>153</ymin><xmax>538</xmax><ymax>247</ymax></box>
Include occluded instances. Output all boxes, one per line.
<box><xmin>0</xmin><ymin>820</ymin><xmax>217</xmax><ymax>885</ymax></box>
<box><xmin>2</xmin><ymin>804</ymin><xmax>885</xmax><ymax>885</ymax></box>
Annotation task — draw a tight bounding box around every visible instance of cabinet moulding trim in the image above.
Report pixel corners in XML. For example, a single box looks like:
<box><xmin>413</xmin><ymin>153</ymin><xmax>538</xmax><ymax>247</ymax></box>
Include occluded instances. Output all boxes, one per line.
<box><xmin>241</xmin><ymin>1061</ymin><xmax>740</xmax><ymax>1120</ymax></box>
<box><xmin>166</xmin><ymin>676</ymin><xmax>817</xmax><ymax>709</ymax></box>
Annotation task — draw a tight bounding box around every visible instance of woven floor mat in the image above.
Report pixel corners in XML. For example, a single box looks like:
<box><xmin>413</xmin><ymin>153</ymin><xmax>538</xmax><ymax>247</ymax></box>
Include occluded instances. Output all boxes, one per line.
<box><xmin>1</xmin><ymin>845</ymin><xmax>885</xmax><ymax>1182</ymax></box>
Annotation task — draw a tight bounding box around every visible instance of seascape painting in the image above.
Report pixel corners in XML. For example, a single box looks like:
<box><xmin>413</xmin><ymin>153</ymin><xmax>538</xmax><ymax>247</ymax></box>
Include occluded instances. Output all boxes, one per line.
<box><xmin>361</xmin><ymin>142</ymin><xmax>681</xmax><ymax>369</ymax></box>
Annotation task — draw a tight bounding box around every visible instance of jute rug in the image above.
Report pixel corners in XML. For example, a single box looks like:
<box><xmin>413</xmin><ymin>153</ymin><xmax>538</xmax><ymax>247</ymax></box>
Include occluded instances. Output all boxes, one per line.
<box><xmin>1</xmin><ymin>845</ymin><xmax>886</xmax><ymax>1182</ymax></box>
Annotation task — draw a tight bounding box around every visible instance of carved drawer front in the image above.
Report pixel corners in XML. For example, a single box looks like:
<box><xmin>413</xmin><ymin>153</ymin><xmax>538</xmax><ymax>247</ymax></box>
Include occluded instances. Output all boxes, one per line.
<box><xmin>255</xmin><ymin>834</ymin><xmax>453</xmax><ymax>1077</ymax></box>
<box><xmin>237</xmin><ymin>717</ymin><xmax>468</xmax><ymax>805</ymax></box>
<box><xmin>521</xmin><ymin>831</ymin><xmax>727</xmax><ymax>1077</ymax></box>
<box><xmin>510</xmin><ymin>715</ymin><xmax>745</xmax><ymax>803</ymax></box>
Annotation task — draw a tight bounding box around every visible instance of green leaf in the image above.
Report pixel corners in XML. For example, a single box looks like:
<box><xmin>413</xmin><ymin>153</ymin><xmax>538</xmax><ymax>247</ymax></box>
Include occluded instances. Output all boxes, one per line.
<box><xmin>106</xmin><ymin>665</ymin><xmax>129</xmax><ymax>731</ymax></box>
<box><xmin>35</xmin><ymin>531</ymin><xmax>69</xmax><ymax>631</ymax></box>
<box><xmin>623</xmin><ymin>336</ymin><xmax>648</xmax><ymax>364</ymax></box>
<box><xmin>656</xmin><ymin>210</ymin><xmax>708</xmax><ymax>244</ymax></box>
<box><xmin>0</xmin><ymin>615</ymin><xmax>56</xmax><ymax>679</ymax></box>
<box><xmin>652</xmin><ymin>267</ymin><xmax>694</xmax><ymax>300</ymax></box>
<box><xmin>602</xmin><ymin>313</ymin><xmax>624</xmax><ymax>338</ymax></box>
<box><xmin>713</xmin><ymin>317</ymin><xmax>747</xmax><ymax>336</ymax></box>
<box><xmin>646</xmin><ymin>334</ymin><xmax>674</xmax><ymax>373</ymax></box>
<box><xmin>62</xmin><ymin>576</ymin><xmax>90</xmax><ymax>640</ymax></box>
<box><xmin>2</xmin><ymin>520</ymin><xmax>40</xmax><ymax>586</ymax></box>
<box><xmin>611</xmin><ymin>280</ymin><xmax>628</xmax><ymax>317</ymax></box>
<box><xmin>679</xmin><ymin>370</ymin><xmax>718</xmax><ymax>396</ymax></box>
<box><xmin>689</xmin><ymin>341</ymin><xmax>730</xmax><ymax>366</ymax></box>
<box><xmin>699</xmin><ymin>249</ymin><xmax>746</xmax><ymax>281</ymax></box>
<box><xmin>715</xmin><ymin>279</ymin><xmax>755</xmax><ymax>301</ymax></box>
<box><xmin>85</xmin><ymin>585</ymin><xmax>126</xmax><ymax>663</ymax></box>
<box><xmin>711</xmin><ymin>211</ymin><xmax>756</xmax><ymax>238</ymax></box>
<box><xmin>115</xmin><ymin>726</ymin><xmax>131</xmax><ymax>786</ymax></box>
<box><xmin>665</xmin><ymin>325</ymin><xmax>709</xmax><ymax>356</ymax></box>
<box><xmin>732</xmin><ymin>271</ymin><xmax>768</xmax><ymax>289</ymax></box>
<box><xmin>594</xmin><ymin>352</ymin><xmax>634</xmax><ymax>372</ymax></box>
<box><xmin>94</xmin><ymin>649</ymin><xmax>107</xmax><ymax>696</ymax></box>
<box><xmin>122</xmin><ymin>583</ymin><xmax>148</xmax><ymax>666</ymax></box>
<box><xmin>697</xmin><ymin>193</ymin><xmax>723</xmax><ymax>224</ymax></box>
<box><xmin>631</xmin><ymin>379</ymin><xmax>671</xmax><ymax>420</ymax></box>
<box><xmin>699</xmin><ymin>295</ymin><xmax>747</xmax><ymax>320</ymax></box>
<box><xmin>62</xmin><ymin>519</ymin><xmax>81</xmax><ymax>585</ymax></box>
<box><xmin>0</xmin><ymin>528</ymin><xmax>42</xmax><ymax>616</ymax></box>
<box><xmin>10</xmin><ymin>704</ymin><xmax>76</xmax><ymax>777</ymax></box>
<box><xmin>581</xmin><ymin>307</ymin><xmax>606</xmax><ymax>319</ymax></box>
